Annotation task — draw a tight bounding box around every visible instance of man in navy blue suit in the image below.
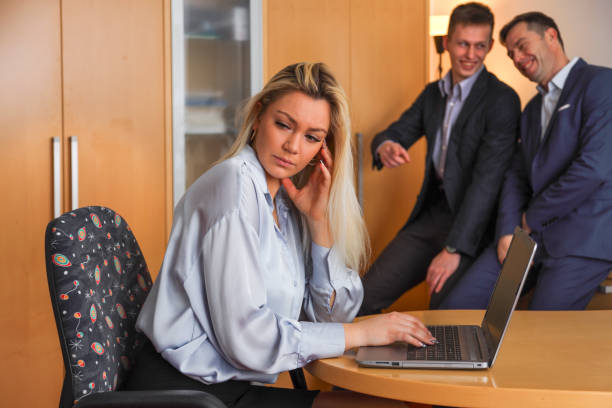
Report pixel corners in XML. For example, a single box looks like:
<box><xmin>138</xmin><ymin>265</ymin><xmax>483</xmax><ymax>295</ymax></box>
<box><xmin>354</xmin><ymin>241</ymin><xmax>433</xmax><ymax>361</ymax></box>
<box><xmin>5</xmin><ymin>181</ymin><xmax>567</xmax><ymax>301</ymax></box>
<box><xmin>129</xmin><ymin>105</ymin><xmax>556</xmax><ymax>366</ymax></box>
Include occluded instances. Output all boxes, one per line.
<box><xmin>441</xmin><ymin>12</ymin><xmax>612</xmax><ymax>310</ymax></box>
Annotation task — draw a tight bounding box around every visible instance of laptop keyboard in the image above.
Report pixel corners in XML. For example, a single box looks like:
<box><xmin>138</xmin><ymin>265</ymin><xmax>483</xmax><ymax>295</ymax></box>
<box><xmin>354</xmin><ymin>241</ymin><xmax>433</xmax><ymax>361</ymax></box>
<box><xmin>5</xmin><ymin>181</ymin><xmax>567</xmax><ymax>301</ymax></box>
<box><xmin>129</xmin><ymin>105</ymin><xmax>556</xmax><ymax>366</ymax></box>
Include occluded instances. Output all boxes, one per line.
<box><xmin>406</xmin><ymin>326</ymin><xmax>461</xmax><ymax>361</ymax></box>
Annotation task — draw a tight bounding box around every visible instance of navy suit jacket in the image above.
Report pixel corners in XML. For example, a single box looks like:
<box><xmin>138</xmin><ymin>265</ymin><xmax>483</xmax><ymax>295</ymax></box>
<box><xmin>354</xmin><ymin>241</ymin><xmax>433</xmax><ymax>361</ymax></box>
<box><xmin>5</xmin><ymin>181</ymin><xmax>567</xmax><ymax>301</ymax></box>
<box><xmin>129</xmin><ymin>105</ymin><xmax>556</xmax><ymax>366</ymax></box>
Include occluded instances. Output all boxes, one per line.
<box><xmin>372</xmin><ymin>67</ymin><xmax>520</xmax><ymax>257</ymax></box>
<box><xmin>497</xmin><ymin>59</ymin><xmax>612</xmax><ymax>261</ymax></box>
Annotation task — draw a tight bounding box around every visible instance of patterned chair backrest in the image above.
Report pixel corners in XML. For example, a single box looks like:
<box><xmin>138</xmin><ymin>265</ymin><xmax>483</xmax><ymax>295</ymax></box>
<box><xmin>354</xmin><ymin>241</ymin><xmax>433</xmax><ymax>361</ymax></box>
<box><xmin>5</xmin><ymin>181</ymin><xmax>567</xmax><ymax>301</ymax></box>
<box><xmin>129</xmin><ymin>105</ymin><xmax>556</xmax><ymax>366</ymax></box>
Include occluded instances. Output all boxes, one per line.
<box><xmin>45</xmin><ymin>206</ymin><xmax>153</xmax><ymax>406</ymax></box>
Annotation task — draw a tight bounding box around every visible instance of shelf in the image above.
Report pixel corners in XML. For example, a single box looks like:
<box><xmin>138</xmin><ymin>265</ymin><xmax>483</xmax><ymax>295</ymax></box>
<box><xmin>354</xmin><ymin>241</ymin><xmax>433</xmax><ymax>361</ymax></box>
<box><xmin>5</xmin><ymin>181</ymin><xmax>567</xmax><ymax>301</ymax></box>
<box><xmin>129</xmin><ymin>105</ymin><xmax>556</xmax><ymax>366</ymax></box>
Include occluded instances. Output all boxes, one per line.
<box><xmin>185</xmin><ymin>33</ymin><xmax>248</xmax><ymax>43</ymax></box>
<box><xmin>185</xmin><ymin>124</ymin><xmax>227</xmax><ymax>135</ymax></box>
<box><xmin>185</xmin><ymin>33</ymin><xmax>220</xmax><ymax>40</ymax></box>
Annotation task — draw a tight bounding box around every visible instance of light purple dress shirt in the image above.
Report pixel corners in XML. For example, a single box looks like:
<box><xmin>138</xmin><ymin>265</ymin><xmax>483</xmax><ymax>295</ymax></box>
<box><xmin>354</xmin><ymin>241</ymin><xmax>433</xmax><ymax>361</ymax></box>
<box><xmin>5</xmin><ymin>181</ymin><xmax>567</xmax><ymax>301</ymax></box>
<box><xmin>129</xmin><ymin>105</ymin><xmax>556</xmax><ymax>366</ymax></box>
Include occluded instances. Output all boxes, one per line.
<box><xmin>136</xmin><ymin>145</ymin><xmax>363</xmax><ymax>384</ymax></box>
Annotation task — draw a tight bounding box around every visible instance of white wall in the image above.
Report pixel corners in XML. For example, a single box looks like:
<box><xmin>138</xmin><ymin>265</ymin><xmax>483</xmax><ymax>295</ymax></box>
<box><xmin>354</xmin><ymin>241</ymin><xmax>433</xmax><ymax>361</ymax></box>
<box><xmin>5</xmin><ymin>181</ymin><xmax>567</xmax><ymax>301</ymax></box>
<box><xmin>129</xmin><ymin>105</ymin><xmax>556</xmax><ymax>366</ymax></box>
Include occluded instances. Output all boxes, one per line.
<box><xmin>428</xmin><ymin>0</ymin><xmax>612</xmax><ymax>106</ymax></box>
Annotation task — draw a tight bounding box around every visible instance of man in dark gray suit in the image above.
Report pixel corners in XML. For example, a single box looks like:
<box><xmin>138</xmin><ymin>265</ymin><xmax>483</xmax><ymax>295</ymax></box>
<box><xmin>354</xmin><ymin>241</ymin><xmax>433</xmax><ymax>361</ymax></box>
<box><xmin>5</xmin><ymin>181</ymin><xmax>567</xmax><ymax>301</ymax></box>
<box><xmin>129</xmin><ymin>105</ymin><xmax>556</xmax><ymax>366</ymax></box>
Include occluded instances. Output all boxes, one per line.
<box><xmin>360</xmin><ymin>2</ymin><xmax>521</xmax><ymax>314</ymax></box>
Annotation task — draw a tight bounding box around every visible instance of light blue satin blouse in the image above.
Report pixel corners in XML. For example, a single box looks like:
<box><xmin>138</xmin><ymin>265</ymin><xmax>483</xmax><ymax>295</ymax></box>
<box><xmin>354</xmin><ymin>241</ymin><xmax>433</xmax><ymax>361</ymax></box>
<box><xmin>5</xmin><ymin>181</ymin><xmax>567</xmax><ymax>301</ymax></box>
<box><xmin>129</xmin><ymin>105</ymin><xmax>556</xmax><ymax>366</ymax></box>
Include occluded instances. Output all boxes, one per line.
<box><xmin>136</xmin><ymin>145</ymin><xmax>363</xmax><ymax>384</ymax></box>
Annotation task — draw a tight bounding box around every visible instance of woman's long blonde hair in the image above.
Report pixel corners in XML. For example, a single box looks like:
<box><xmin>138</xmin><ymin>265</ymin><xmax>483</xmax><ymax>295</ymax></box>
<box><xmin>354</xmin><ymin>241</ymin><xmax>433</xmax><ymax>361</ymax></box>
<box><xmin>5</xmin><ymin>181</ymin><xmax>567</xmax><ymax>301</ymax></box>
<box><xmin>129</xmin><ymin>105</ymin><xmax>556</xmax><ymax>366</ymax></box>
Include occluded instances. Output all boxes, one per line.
<box><xmin>220</xmin><ymin>62</ymin><xmax>369</xmax><ymax>272</ymax></box>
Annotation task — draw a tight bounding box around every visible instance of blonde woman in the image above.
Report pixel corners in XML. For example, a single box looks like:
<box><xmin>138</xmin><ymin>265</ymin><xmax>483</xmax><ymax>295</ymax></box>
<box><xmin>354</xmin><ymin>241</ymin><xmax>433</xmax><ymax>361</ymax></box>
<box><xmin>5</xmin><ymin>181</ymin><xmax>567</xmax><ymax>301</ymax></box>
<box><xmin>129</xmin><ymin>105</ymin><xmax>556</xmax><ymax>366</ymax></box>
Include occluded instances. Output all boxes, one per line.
<box><xmin>129</xmin><ymin>63</ymin><xmax>435</xmax><ymax>407</ymax></box>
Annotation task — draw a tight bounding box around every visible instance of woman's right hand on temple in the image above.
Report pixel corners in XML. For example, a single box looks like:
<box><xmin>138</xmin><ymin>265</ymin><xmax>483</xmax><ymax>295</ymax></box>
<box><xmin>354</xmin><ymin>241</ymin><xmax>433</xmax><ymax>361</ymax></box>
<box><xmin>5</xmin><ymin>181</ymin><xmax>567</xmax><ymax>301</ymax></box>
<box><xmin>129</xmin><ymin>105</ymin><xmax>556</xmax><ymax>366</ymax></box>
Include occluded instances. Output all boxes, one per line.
<box><xmin>343</xmin><ymin>312</ymin><xmax>436</xmax><ymax>350</ymax></box>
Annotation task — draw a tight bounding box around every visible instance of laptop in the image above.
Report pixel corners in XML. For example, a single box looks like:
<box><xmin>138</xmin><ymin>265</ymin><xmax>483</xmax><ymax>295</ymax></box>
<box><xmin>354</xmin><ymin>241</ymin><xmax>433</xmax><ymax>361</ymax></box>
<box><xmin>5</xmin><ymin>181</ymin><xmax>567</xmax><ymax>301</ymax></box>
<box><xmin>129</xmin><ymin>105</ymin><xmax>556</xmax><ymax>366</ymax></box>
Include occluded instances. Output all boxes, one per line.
<box><xmin>356</xmin><ymin>227</ymin><xmax>536</xmax><ymax>370</ymax></box>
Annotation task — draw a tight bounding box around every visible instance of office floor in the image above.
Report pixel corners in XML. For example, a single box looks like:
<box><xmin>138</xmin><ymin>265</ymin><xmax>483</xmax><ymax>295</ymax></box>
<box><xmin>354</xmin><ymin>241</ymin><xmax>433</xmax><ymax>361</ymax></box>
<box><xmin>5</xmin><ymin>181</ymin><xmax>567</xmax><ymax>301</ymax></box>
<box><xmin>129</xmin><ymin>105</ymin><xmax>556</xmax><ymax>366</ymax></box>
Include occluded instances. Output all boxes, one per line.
<box><xmin>268</xmin><ymin>371</ymin><xmax>431</xmax><ymax>408</ymax></box>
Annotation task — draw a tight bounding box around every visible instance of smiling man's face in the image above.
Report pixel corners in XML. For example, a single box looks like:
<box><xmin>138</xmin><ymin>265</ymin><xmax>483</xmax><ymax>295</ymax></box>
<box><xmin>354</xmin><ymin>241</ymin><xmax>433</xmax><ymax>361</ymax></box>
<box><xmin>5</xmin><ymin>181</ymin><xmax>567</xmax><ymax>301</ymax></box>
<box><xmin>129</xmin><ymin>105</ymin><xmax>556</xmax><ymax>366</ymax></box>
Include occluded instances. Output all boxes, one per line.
<box><xmin>444</xmin><ymin>23</ymin><xmax>493</xmax><ymax>84</ymax></box>
<box><xmin>504</xmin><ymin>21</ymin><xmax>558</xmax><ymax>86</ymax></box>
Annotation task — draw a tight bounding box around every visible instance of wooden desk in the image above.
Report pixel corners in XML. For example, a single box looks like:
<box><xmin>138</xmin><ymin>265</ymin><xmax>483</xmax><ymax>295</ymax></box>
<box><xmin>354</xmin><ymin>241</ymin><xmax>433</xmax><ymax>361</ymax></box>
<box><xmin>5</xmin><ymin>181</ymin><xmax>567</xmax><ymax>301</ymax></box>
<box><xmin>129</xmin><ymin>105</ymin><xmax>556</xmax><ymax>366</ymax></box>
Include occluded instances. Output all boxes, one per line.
<box><xmin>305</xmin><ymin>310</ymin><xmax>612</xmax><ymax>407</ymax></box>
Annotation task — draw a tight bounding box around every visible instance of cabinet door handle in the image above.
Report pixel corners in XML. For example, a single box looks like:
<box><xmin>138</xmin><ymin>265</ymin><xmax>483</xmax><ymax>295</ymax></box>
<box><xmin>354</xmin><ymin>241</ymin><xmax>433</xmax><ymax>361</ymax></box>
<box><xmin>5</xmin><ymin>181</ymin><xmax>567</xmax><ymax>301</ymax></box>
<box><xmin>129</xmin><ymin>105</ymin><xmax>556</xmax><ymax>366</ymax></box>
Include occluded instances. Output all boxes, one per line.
<box><xmin>53</xmin><ymin>137</ymin><xmax>62</xmax><ymax>218</ymax></box>
<box><xmin>70</xmin><ymin>136</ymin><xmax>79</xmax><ymax>210</ymax></box>
<box><xmin>356</xmin><ymin>132</ymin><xmax>363</xmax><ymax>209</ymax></box>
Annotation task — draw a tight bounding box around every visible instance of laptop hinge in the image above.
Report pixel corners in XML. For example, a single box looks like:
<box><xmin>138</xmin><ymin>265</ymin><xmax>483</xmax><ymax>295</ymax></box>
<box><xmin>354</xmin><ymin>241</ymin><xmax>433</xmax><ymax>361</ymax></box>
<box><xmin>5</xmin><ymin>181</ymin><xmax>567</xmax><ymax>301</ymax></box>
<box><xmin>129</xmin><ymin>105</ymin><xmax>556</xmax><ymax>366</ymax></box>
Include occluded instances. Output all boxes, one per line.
<box><xmin>479</xmin><ymin>323</ymin><xmax>496</xmax><ymax>363</ymax></box>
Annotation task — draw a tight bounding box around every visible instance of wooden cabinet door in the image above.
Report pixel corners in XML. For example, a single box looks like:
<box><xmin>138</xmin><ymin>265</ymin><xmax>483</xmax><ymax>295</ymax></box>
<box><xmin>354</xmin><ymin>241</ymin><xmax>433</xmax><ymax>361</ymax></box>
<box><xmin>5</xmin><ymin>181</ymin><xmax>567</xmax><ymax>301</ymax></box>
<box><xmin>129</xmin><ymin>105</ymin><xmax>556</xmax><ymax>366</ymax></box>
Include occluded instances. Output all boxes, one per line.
<box><xmin>0</xmin><ymin>1</ymin><xmax>65</xmax><ymax>406</ymax></box>
<box><xmin>61</xmin><ymin>0</ymin><xmax>169</xmax><ymax>276</ymax></box>
<box><xmin>1</xmin><ymin>1</ymin><xmax>170</xmax><ymax>406</ymax></box>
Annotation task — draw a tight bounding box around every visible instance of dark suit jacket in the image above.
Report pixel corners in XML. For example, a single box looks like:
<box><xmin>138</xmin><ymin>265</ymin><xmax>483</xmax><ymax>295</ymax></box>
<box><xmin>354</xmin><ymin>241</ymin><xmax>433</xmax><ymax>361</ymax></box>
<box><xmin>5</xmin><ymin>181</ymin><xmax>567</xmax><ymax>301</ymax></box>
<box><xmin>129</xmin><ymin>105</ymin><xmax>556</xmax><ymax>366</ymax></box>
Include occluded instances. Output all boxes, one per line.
<box><xmin>497</xmin><ymin>59</ymin><xmax>612</xmax><ymax>261</ymax></box>
<box><xmin>371</xmin><ymin>67</ymin><xmax>520</xmax><ymax>257</ymax></box>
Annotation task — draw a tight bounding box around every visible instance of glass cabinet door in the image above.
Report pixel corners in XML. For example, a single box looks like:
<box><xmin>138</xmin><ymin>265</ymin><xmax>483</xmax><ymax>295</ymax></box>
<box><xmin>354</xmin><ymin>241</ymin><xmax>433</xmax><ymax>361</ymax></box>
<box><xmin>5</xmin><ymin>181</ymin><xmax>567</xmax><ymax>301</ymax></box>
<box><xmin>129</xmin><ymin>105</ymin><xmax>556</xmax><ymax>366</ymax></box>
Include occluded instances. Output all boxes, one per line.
<box><xmin>172</xmin><ymin>0</ymin><xmax>263</xmax><ymax>204</ymax></box>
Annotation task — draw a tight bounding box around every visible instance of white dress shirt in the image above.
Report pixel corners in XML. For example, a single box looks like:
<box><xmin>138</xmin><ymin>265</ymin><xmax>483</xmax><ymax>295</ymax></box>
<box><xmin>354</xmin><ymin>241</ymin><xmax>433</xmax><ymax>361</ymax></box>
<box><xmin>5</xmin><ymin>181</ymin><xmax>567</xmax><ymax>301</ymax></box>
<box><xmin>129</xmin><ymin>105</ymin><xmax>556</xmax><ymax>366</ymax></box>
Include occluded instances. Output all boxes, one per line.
<box><xmin>537</xmin><ymin>57</ymin><xmax>579</xmax><ymax>139</ymax></box>
<box><xmin>433</xmin><ymin>65</ymin><xmax>484</xmax><ymax>178</ymax></box>
<box><xmin>136</xmin><ymin>145</ymin><xmax>363</xmax><ymax>384</ymax></box>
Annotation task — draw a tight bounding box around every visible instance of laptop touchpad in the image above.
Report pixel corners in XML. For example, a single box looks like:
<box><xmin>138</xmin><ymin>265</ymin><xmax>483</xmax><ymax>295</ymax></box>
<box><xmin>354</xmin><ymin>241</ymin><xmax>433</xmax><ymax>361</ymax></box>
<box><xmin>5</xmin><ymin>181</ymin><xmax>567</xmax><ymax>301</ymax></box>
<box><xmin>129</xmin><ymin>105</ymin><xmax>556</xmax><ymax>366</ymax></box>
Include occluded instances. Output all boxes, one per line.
<box><xmin>359</xmin><ymin>342</ymin><xmax>407</xmax><ymax>361</ymax></box>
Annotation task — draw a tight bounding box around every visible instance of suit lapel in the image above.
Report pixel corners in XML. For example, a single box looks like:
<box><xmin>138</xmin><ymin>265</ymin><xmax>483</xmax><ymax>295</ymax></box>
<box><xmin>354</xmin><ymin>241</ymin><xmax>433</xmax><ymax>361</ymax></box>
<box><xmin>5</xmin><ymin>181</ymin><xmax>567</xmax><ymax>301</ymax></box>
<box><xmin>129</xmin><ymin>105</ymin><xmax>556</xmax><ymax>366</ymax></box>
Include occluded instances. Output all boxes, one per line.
<box><xmin>446</xmin><ymin>68</ymin><xmax>488</xmax><ymax>160</ymax></box>
<box><xmin>427</xmin><ymin>86</ymin><xmax>446</xmax><ymax>154</ymax></box>
<box><xmin>539</xmin><ymin>58</ymin><xmax>586</xmax><ymax>144</ymax></box>
<box><xmin>525</xmin><ymin>96</ymin><xmax>542</xmax><ymax>179</ymax></box>
<box><xmin>452</xmin><ymin>68</ymin><xmax>488</xmax><ymax>131</ymax></box>
<box><xmin>527</xmin><ymin>94</ymin><xmax>542</xmax><ymax>155</ymax></box>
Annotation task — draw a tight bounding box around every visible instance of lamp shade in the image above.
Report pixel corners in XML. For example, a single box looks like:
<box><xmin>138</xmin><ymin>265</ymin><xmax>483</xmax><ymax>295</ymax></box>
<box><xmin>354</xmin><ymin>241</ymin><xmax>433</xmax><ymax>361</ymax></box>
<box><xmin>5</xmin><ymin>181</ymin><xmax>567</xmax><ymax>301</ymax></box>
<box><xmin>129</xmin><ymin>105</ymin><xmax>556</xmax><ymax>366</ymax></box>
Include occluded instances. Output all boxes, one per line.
<box><xmin>429</xmin><ymin>15</ymin><xmax>449</xmax><ymax>36</ymax></box>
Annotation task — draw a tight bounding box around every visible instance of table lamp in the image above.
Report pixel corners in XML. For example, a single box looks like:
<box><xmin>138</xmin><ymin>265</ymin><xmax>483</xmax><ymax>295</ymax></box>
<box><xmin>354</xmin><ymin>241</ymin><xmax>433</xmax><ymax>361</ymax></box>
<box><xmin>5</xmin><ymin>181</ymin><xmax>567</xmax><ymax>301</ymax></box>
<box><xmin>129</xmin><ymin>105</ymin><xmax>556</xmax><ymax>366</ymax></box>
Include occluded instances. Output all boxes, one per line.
<box><xmin>430</xmin><ymin>15</ymin><xmax>449</xmax><ymax>79</ymax></box>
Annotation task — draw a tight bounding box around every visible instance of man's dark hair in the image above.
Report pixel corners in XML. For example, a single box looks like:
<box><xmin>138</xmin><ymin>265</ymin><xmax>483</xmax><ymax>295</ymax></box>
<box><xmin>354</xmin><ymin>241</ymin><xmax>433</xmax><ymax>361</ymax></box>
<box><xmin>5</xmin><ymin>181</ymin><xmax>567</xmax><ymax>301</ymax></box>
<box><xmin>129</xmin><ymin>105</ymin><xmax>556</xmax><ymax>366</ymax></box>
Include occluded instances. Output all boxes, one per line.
<box><xmin>447</xmin><ymin>2</ymin><xmax>494</xmax><ymax>39</ymax></box>
<box><xmin>500</xmin><ymin>12</ymin><xmax>564</xmax><ymax>49</ymax></box>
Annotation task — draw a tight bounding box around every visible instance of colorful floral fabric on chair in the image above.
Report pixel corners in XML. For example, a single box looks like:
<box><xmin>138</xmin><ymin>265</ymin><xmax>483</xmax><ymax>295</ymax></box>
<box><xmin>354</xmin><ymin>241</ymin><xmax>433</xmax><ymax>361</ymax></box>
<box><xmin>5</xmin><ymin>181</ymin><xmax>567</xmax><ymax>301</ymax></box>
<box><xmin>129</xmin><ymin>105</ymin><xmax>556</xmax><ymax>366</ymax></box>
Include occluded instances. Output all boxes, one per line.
<box><xmin>46</xmin><ymin>206</ymin><xmax>153</xmax><ymax>406</ymax></box>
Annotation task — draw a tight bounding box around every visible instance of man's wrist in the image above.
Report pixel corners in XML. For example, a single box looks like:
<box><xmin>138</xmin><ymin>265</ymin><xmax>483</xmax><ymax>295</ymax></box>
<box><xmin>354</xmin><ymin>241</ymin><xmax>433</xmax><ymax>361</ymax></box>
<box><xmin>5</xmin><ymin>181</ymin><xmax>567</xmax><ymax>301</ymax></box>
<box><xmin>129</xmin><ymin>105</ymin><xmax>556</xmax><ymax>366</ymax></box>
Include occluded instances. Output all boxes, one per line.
<box><xmin>445</xmin><ymin>245</ymin><xmax>458</xmax><ymax>254</ymax></box>
<box><xmin>375</xmin><ymin>140</ymin><xmax>395</xmax><ymax>157</ymax></box>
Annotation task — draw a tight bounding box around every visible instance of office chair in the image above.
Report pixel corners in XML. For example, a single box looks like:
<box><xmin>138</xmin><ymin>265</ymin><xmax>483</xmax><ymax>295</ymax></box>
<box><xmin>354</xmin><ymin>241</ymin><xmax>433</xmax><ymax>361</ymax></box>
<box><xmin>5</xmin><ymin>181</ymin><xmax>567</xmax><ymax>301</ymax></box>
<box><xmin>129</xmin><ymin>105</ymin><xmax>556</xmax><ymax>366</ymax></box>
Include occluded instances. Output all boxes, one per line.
<box><xmin>289</xmin><ymin>368</ymin><xmax>308</xmax><ymax>390</ymax></box>
<box><xmin>45</xmin><ymin>206</ymin><xmax>226</xmax><ymax>408</ymax></box>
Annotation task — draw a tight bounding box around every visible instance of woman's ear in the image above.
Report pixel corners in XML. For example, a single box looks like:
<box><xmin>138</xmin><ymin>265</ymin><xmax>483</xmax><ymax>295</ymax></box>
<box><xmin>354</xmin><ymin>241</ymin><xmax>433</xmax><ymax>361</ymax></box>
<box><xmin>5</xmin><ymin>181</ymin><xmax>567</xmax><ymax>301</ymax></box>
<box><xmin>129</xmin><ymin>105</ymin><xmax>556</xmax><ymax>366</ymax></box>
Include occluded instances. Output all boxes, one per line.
<box><xmin>252</xmin><ymin>102</ymin><xmax>264</xmax><ymax>130</ymax></box>
<box><xmin>254</xmin><ymin>101</ymin><xmax>263</xmax><ymax>119</ymax></box>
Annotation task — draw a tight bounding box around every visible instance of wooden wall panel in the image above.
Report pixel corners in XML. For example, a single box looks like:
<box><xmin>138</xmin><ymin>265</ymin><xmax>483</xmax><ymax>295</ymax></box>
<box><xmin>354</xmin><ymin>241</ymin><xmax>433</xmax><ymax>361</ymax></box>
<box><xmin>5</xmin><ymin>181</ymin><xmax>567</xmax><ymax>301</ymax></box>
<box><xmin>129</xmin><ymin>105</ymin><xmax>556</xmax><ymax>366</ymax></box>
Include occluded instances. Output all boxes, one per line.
<box><xmin>350</xmin><ymin>0</ymin><xmax>429</xmax><ymax>309</ymax></box>
<box><xmin>265</xmin><ymin>0</ymin><xmax>351</xmax><ymax>95</ymax></box>
<box><xmin>266</xmin><ymin>0</ymin><xmax>429</xmax><ymax>309</ymax></box>
<box><xmin>350</xmin><ymin>0</ymin><xmax>427</xmax><ymax>259</ymax></box>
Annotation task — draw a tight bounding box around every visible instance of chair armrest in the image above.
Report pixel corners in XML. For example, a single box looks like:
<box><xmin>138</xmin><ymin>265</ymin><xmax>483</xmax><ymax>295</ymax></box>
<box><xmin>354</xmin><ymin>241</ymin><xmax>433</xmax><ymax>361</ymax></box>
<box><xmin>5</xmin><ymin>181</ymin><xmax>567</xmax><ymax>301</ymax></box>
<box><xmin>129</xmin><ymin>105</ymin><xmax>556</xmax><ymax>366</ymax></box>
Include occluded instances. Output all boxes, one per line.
<box><xmin>78</xmin><ymin>390</ymin><xmax>227</xmax><ymax>408</ymax></box>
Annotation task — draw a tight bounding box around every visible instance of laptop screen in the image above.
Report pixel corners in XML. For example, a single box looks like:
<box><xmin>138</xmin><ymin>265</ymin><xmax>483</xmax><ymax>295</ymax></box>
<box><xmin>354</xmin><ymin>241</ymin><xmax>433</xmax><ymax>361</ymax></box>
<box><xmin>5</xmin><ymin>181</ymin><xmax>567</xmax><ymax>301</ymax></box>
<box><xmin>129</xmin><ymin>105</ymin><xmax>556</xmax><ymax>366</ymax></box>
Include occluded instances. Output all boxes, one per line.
<box><xmin>481</xmin><ymin>227</ymin><xmax>537</xmax><ymax>365</ymax></box>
